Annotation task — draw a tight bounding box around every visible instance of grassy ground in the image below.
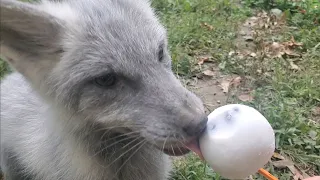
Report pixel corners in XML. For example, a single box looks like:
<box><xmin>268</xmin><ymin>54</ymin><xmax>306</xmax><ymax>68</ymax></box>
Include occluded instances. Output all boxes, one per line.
<box><xmin>0</xmin><ymin>0</ymin><xmax>319</xmax><ymax>179</ymax></box>
<box><xmin>151</xmin><ymin>0</ymin><xmax>320</xmax><ymax>179</ymax></box>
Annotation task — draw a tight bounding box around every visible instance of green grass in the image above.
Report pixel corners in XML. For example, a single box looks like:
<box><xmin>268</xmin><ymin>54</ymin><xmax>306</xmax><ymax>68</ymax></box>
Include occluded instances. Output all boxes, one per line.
<box><xmin>152</xmin><ymin>0</ymin><xmax>252</xmax><ymax>77</ymax></box>
<box><xmin>0</xmin><ymin>59</ymin><xmax>10</xmax><ymax>79</ymax></box>
<box><xmin>170</xmin><ymin>155</ymin><xmax>224</xmax><ymax>180</ymax></box>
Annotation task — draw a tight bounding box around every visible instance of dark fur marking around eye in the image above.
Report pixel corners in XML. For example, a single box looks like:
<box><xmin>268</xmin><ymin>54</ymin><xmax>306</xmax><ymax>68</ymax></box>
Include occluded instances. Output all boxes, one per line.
<box><xmin>158</xmin><ymin>43</ymin><xmax>164</xmax><ymax>62</ymax></box>
<box><xmin>94</xmin><ymin>73</ymin><xmax>117</xmax><ymax>88</ymax></box>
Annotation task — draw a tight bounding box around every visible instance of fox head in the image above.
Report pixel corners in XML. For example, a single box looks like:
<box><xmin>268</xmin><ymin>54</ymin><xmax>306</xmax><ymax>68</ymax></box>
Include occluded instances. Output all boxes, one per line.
<box><xmin>0</xmin><ymin>0</ymin><xmax>207</xmax><ymax>156</ymax></box>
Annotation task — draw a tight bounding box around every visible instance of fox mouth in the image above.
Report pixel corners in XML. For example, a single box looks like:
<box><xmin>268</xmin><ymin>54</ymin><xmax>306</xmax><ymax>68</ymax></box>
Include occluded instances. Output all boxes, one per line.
<box><xmin>161</xmin><ymin>146</ymin><xmax>191</xmax><ymax>156</ymax></box>
<box><xmin>155</xmin><ymin>139</ymin><xmax>204</xmax><ymax>159</ymax></box>
<box><xmin>109</xmin><ymin>128</ymin><xmax>204</xmax><ymax>158</ymax></box>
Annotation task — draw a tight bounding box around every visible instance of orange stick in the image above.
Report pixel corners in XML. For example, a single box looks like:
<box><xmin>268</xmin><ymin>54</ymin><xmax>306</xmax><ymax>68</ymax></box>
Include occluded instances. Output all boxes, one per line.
<box><xmin>258</xmin><ymin>168</ymin><xmax>278</xmax><ymax>180</ymax></box>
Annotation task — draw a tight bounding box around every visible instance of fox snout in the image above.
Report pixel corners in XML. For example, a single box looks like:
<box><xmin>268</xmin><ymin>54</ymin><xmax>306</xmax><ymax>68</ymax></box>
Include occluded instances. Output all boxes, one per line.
<box><xmin>183</xmin><ymin>116</ymin><xmax>208</xmax><ymax>137</ymax></box>
<box><xmin>130</xmin><ymin>73</ymin><xmax>208</xmax><ymax>156</ymax></box>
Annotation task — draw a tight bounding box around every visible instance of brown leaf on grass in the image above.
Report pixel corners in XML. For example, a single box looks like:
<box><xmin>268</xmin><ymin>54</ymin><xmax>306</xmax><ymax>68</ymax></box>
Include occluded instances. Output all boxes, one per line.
<box><xmin>202</xmin><ymin>70</ymin><xmax>215</xmax><ymax>77</ymax></box>
<box><xmin>228</xmin><ymin>50</ymin><xmax>236</xmax><ymax>56</ymax></box>
<box><xmin>219</xmin><ymin>79</ymin><xmax>231</xmax><ymax>93</ymax></box>
<box><xmin>311</xmin><ymin>107</ymin><xmax>320</xmax><ymax>116</ymax></box>
<box><xmin>197</xmin><ymin>55</ymin><xmax>214</xmax><ymax>65</ymax></box>
<box><xmin>285</xmin><ymin>49</ymin><xmax>301</xmax><ymax>57</ymax></box>
<box><xmin>230</xmin><ymin>76</ymin><xmax>242</xmax><ymax>88</ymax></box>
<box><xmin>272</xmin><ymin>156</ymin><xmax>308</xmax><ymax>180</ymax></box>
<box><xmin>272</xmin><ymin>159</ymin><xmax>295</xmax><ymax>169</ymax></box>
<box><xmin>200</xmin><ymin>22</ymin><xmax>214</xmax><ymax>31</ymax></box>
<box><xmin>265</xmin><ymin>41</ymin><xmax>302</xmax><ymax>58</ymax></box>
<box><xmin>249</xmin><ymin>52</ymin><xmax>257</xmax><ymax>57</ymax></box>
<box><xmin>238</xmin><ymin>93</ymin><xmax>254</xmax><ymax>102</ymax></box>
<box><xmin>218</xmin><ymin>76</ymin><xmax>242</xmax><ymax>94</ymax></box>
<box><xmin>257</xmin><ymin>11</ymin><xmax>268</xmax><ymax>18</ymax></box>
<box><xmin>267</xmin><ymin>42</ymin><xmax>286</xmax><ymax>58</ymax></box>
<box><xmin>287</xmin><ymin>165</ymin><xmax>304</xmax><ymax>180</ymax></box>
<box><xmin>269</xmin><ymin>42</ymin><xmax>282</xmax><ymax>49</ymax></box>
<box><xmin>243</xmin><ymin>16</ymin><xmax>258</xmax><ymax>27</ymax></box>
<box><xmin>257</xmin><ymin>69</ymin><xmax>263</xmax><ymax>75</ymax></box>
<box><xmin>197</xmin><ymin>57</ymin><xmax>209</xmax><ymax>65</ymax></box>
<box><xmin>286</xmin><ymin>36</ymin><xmax>303</xmax><ymax>47</ymax></box>
<box><xmin>272</xmin><ymin>152</ymin><xmax>285</xmax><ymax>160</ymax></box>
<box><xmin>289</xmin><ymin>61</ymin><xmax>300</xmax><ymax>71</ymax></box>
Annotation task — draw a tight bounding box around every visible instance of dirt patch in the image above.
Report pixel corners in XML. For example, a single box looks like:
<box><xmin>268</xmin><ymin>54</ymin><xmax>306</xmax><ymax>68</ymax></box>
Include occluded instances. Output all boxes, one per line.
<box><xmin>183</xmin><ymin>65</ymin><xmax>230</xmax><ymax>114</ymax></box>
<box><xmin>188</xmin><ymin>78</ymin><xmax>227</xmax><ymax>114</ymax></box>
<box><xmin>191</xmin><ymin>78</ymin><xmax>227</xmax><ymax>112</ymax></box>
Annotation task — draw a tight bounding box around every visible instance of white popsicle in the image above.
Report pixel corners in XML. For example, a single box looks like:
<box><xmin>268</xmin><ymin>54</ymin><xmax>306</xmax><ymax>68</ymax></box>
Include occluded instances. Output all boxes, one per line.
<box><xmin>199</xmin><ymin>104</ymin><xmax>275</xmax><ymax>179</ymax></box>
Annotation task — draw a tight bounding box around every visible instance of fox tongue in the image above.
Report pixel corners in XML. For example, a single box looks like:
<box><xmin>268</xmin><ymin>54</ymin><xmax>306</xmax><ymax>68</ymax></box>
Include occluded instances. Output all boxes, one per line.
<box><xmin>186</xmin><ymin>140</ymin><xmax>204</xmax><ymax>160</ymax></box>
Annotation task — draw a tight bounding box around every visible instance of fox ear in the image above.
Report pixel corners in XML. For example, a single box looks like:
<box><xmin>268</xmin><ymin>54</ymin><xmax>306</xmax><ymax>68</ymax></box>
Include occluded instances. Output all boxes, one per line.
<box><xmin>0</xmin><ymin>0</ymin><xmax>63</xmax><ymax>65</ymax></box>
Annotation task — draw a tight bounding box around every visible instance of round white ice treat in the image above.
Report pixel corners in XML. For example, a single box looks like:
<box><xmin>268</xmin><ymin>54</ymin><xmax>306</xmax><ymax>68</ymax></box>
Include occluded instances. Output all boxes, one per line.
<box><xmin>199</xmin><ymin>104</ymin><xmax>275</xmax><ymax>179</ymax></box>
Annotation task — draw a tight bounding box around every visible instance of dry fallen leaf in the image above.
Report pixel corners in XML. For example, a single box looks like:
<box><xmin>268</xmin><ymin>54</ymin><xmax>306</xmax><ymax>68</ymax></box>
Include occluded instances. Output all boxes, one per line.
<box><xmin>249</xmin><ymin>52</ymin><xmax>257</xmax><ymax>57</ymax></box>
<box><xmin>289</xmin><ymin>61</ymin><xmax>300</xmax><ymax>70</ymax></box>
<box><xmin>219</xmin><ymin>79</ymin><xmax>231</xmax><ymax>93</ymax></box>
<box><xmin>265</xmin><ymin>41</ymin><xmax>302</xmax><ymax>58</ymax></box>
<box><xmin>230</xmin><ymin>76</ymin><xmax>242</xmax><ymax>88</ymax></box>
<box><xmin>287</xmin><ymin>165</ymin><xmax>304</xmax><ymax>180</ymax></box>
<box><xmin>288</xmin><ymin>36</ymin><xmax>303</xmax><ymax>47</ymax></box>
<box><xmin>268</xmin><ymin>42</ymin><xmax>285</xmax><ymax>58</ymax></box>
<box><xmin>201</xmin><ymin>22</ymin><xmax>214</xmax><ymax>31</ymax></box>
<box><xmin>272</xmin><ymin>156</ymin><xmax>308</xmax><ymax>180</ymax></box>
<box><xmin>257</xmin><ymin>69</ymin><xmax>262</xmax><ymax>75</ymax></box>
<box><xmin>197</xmin><ymin>57</ymin><xmax>209</xmax><ymax>65</ymax></box>
<box><xmin>272</xmin><ymin>159</ymin><xmax>295</xmax><ymax>169</ymax></box>
<box><xmin>248</xmin><ymin>16</ymin><xmax>259</xmax><ymax>21</ymax></box>
<box><xmin>270</xmin><ymin>42</ymin><xmax>282</xmax><ymax>49</ymax></box>
<box><xmin>272</xmin><ymin>152</ymin><xmax>285</xmax><ymax>160</ymax></box>
<box><xmin>285</xmin><ymin>49</ymin><xmax>301</xmax><ymax>57</ymax></box>
<box><xmin>238</xmin><ymin>93</ymin><xmax>254</xmax><ymax>102</ymax></box>
<box><xmin>243</xmin><ymin>16</ymin><xmax>258</xmax><ymax>27</ymax></box>
<box><xmin>202</xmin><ymin>70</ymin><xmax>215</xmax><ymax>77</ymax></box>
<box><xmin>228</xmin><ymin>50</ymin><xmax>236</xmax><ymax>56</ymax></box>
<box><xmin>312</xmin><ymin>107</ymin><xmax>320</xmax><ymax>116</ymax></box>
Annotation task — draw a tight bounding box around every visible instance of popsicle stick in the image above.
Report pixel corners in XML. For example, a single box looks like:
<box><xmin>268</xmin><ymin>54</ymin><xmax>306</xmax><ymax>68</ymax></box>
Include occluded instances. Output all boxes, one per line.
<box><xmin>258</xmin><ymin>168</ymin><xmax>278</xmax><ymax>180</ymax></box>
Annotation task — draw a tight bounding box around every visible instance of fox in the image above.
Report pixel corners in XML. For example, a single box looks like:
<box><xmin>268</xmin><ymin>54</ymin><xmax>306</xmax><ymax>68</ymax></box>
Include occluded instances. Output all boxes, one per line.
<box><xmin>0</xmin><ymin>0</ymin><xmax>208</xmax><ymax>179</ymax></box>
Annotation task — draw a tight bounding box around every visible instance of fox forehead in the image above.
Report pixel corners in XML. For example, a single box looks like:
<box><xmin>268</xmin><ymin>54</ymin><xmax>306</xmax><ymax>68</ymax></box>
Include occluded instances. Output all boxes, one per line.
<box><xmin>44</xmin><ymin>0</ymin><xmax>168</xmax><ymax>78</ymax></box>
<box><xmin>41</xmin><ymin>0</ymin><xmax>167</xmax><ymax>50</ymax></box>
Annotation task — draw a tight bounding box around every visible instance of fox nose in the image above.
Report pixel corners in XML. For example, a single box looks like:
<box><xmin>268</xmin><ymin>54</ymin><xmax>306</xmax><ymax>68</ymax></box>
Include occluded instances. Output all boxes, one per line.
<box><xmin>183</xmin><ymin>116</ymin><xmax>208</xmax><ymax>137</ymax></box>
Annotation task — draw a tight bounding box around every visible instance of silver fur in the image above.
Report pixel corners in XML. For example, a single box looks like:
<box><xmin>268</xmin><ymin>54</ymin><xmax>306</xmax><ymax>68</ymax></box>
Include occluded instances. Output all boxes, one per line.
<box><xmin>0</xmin><ymin>0</ymin><xmax>207</xmax><ymax>179</ymax></box>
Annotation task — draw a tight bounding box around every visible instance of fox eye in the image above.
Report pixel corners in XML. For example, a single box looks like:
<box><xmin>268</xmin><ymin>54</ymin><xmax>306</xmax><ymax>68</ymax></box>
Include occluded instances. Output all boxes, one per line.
<box><xmin>94</xmin><ymin>73</ymin><xmax>117</xmax><ymax>88</ymax></box>
<box><xmin>158</xmin><ymin>45</ymin><xmax>164</xmax><ymax>62</ymax></box>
